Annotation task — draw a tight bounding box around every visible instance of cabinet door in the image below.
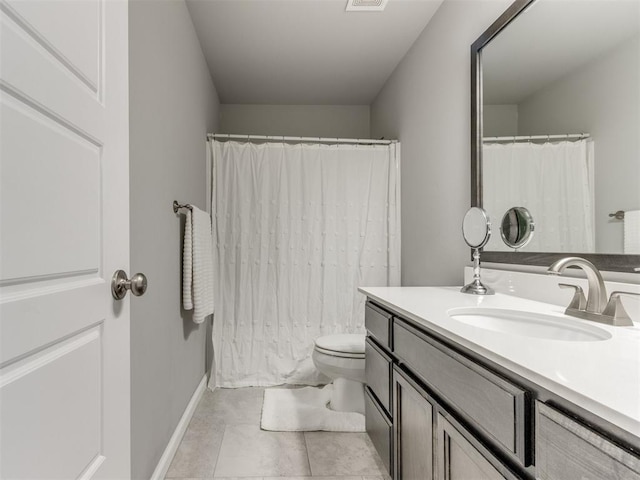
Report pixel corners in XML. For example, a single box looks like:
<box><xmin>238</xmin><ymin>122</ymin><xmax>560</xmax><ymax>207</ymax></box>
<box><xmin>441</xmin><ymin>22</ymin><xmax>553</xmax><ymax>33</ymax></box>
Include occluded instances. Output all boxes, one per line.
<box><xmin>536</xmin><ymin>402</ymin><xmax>640</xmax><ymax>480</ymax></box>
<box><xmin>393</xmin><ymin>367</ymin><xmax>435</xmax><ymax>480</ymax></box>
<box><xmin>437</xmin><ymin>414</ymin><xmax>516</xmax><ymax>480</ymax></box>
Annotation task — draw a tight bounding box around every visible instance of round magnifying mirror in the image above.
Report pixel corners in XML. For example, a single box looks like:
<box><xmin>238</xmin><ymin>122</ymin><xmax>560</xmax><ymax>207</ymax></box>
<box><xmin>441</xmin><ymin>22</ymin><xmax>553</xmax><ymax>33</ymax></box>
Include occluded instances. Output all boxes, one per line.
<box><xmin>500</xmin><ymin>207</ymin><xmax>535</xmax><ymax>250</ymax></box>
<box><xmin>462</xmin><ymin>207</ymin><xmax>491</xmax><ymax>249</ymax></box>
<box><xmin>461</xmin><ymin>207</ymin><xmax>493</xmax><ymax>295</ymax></box>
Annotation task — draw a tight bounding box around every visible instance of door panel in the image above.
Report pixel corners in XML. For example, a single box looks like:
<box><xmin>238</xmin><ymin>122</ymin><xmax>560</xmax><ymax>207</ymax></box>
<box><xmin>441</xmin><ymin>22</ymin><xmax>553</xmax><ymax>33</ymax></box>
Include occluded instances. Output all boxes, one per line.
<box><xmin>0</xmin><ymin>281</ymin><xmax>103</xmax><ymax>364</ymax></box>
<box><xmin>0</xmin><ymin>0</ymin><xmax>129</xmax><ymax>477</ymax></box>
<box><xmin>1</xmin><ymin>327</ymin><xmax>102</xmax><ymax>478</ymax></box>
<box><xmin>2</xmin><ymin>0</ymin><xmax>101</xmax><ymax>92</ymax></box>
<box><xmin>0</xmin><ymin>2</ymin><xmax>102</xmax><ymax>133</ymax></box>
<box><xmin>0</xmin><ymin>95</ymin><xmax>101</xmax><ymax>281</ymax></box>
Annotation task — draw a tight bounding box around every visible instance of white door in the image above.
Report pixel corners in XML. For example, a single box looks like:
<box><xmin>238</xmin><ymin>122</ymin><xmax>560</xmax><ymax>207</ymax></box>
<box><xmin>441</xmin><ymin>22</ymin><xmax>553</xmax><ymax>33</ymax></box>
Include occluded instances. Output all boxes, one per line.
<box><xmin>0</xmin><ymin>0</ymin><xmax>131</xmax><ymax>478</ymax></box>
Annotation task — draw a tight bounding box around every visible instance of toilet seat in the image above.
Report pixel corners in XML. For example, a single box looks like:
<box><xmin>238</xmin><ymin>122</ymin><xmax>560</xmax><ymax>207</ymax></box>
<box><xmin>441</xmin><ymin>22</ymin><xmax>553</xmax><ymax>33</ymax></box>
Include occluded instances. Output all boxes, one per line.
<box><xmin>314</xmin><ymin>334</ymin><xmax>365</xmax><ymax>359</ymax></box>
<box><xmin>314</xmin><ymin>345</ymin><xmax>365</xmax><ymax>359</ymax></box>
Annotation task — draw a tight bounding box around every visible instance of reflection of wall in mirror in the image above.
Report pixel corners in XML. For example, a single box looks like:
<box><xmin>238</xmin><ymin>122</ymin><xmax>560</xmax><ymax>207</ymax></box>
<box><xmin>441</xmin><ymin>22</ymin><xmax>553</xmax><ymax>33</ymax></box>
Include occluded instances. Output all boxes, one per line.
<box><xmin>485</xmin><ymin>34</ymin><xmax>640</xmax><ymax>254</ymax></box>
<box><xmin>484</xmin><ymin>105</ymin><xmax>517</xmax><ymax>137</ymax></box>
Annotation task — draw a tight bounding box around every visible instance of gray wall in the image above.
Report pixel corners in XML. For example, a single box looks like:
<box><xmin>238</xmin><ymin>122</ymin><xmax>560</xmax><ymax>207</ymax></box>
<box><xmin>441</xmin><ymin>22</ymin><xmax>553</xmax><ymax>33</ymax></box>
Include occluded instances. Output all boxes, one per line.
<box><xmin>518</xmin><ymin>35</ymin><xmax>640</xmax><ymax>253</ymax></box>
<box><xmin>370</xmin><ymin>0</ymin><xmax>512</xmax><ymax>286</ymax></box>
<box><xmin>220</xmin><ymin>104</ymin><xmax>370</xmax><ymax>138</ymax></box>
<box><xmin>129</xmin><ymin>1</ymin><xmax>219</xmax><ymax>478</ymax></box>
<box><xmin>483</xmin><ymin>104</ymin><xmax>518</xmax><ymax>137</ymax></box>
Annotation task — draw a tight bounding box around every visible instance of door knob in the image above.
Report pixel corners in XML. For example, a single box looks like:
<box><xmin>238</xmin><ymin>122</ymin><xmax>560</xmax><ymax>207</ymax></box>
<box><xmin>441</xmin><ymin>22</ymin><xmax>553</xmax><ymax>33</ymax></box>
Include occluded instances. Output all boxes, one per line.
<box><xmin>111</xmin><ymin>270</ymin><xmax>148</xmax><ymax>300</ymax></box>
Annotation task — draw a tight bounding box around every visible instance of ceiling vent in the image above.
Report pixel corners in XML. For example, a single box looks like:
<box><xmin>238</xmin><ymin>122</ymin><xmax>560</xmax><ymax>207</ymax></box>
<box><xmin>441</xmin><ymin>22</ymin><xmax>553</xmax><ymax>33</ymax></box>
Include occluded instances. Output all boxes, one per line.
<box><xmin>345</xmin><ymin>0</ymin><xmax>388</xmax><ymax>12</ymax></box>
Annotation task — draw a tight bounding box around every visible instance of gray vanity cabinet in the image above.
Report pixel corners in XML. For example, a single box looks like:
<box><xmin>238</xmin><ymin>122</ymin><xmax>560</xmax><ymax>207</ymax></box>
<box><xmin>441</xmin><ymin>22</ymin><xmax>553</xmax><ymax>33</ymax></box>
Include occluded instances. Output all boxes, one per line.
<box><xmin>365</xmin><ymin>387</ymin><xmax>393</xmax><ymax>474</ymax></box>
<box><xmin>393</xmin><ymin>366</ymin><xmax>435</xmax><ymax>480</ymax></box>
<box><xmin>391</xmin><ymin>364</ymin><xmax>516</xmax><ymax>480</ymax></box>
<box><xmin>365</xmin><ymin>301</ymin><xmax>520</xmax><ymax>479</ymax></box>
<box><xmin>393</xmin><ymin>319</ymin><xmax>528</xmax><ymax>465</ymax></box>
<box><xmin>365</xmin><ymin>301</ymin><xmax>392</xmax><ymax>348</ymax></box>
<box><xmin>365</xmin><ymin>302</ymin><xmax>395</xmax><ymax>475</ymax></box>
<box><xmin>535</xmin><ymin>402</ymin><xmax>640</xmax><ymax>480</ymax></box>
<box><xmin>437</xmin><ymin>413</ymin><xmax>516</xmax><ymax>480</ymax></box>
<box><xmin>363</xmin><ymin>299</ymin><xmax>640</xmax><ymax>480</ymax></box>
<box><xmin>392</xmin><ymin>322</ymin><xmax>521</xmax><ymax>480</ymax></box>
<box><xmin>366</xmin><ymin>338</ymin><xmax>392</xmax><ymax>413</ymax></box>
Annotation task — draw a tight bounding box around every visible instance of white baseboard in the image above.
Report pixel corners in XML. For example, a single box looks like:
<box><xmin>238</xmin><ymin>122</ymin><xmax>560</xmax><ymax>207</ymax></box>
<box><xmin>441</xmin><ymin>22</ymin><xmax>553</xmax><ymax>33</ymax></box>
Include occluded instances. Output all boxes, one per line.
<box><xmin>150</xmin><ymin>374</ymin><xmax>208</xmax><ymax>480</ymax></box>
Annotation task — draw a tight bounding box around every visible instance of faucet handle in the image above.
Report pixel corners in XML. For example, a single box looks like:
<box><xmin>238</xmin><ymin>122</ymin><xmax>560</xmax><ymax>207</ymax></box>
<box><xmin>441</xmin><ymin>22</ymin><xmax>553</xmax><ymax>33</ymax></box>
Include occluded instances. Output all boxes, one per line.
<box><xmin>558</xmin><ymin>283</ymin><xmax>587</xmax><ymax>311</ymax></box>
<box><xmin>601</xmin><ymin>291</ymin><xmax>639</xmax><ymax>326</ymax></box>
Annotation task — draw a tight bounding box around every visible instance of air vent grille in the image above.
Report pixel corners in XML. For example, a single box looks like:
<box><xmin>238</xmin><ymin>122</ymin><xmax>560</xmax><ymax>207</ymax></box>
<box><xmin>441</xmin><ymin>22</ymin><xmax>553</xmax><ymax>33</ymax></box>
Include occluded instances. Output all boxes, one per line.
<box><xmin>345</xmin><ymin>0</ymin><xmax>389</xmax><ymax>12</ymax></box>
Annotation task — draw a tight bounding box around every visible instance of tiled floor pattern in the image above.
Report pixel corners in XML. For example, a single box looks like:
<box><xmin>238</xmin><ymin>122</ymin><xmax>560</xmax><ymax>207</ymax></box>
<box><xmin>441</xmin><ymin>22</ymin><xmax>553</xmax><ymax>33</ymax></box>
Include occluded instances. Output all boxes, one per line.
<box><xmin>165</xmin><ymin>386</ymin><xmax>390</xmax><ymax>480</ymax></box>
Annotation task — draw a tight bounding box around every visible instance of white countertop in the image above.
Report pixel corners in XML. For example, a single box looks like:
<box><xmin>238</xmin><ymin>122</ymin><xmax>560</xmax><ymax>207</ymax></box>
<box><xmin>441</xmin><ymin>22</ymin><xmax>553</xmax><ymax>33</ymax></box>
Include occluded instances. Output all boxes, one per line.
<box><xmin>358</xmin><ymin>286</ymin><xmax>640</xmax><ymax>438</ymax></box>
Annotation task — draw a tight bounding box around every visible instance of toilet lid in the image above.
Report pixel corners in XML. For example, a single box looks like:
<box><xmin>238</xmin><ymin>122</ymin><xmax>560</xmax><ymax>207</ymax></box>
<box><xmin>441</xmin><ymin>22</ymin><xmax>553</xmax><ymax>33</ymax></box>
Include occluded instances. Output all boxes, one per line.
<box><xmin>314</xmin><ymin>334</ymin><xmax>365</xmax><ymax>356</ymax></box>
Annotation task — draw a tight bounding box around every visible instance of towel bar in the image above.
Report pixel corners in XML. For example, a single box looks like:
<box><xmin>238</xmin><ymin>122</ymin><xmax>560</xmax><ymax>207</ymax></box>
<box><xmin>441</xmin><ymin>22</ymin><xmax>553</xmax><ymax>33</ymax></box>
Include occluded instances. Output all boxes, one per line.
<box><xmin>173</xmin><ymin>200</ymin><xmax>193</xmax><ymax>214</ymax></box>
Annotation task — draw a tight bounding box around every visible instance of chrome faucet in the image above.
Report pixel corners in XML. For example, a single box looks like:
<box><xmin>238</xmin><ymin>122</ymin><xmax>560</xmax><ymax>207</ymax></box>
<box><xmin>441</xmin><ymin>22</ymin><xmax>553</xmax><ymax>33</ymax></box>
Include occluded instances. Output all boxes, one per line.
<box><xmin>547</xmin><ymin>257</ymin><xmax>638</xmax><ymax>326</ymax></box>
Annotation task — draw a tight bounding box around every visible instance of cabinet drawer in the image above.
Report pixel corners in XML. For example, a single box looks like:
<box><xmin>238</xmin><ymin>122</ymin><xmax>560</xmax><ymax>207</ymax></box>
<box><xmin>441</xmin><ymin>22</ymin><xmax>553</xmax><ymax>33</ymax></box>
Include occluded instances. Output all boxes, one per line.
<box><xmin>536</xmin><ymin>402</ymin><xmax>640</xmax><ymax>480</ymax></box>
<box><xmin>393</xmin><ymin>321</ymin><xmax>528</xmax><ymax>465</ymax></box>
<box><xmin>365</xmin><ymin>387</ymin><xmax>392</xmax><ymax>475</ymax></box>
<box><xmin>365</xmin><ymin>337</ymin><xmax>392</xmax><ymax>415</ymax></box>
<box><xmin>365</xmin><ymin>302</ymin><xmax>392</xmax><ymax>348</ymax></box>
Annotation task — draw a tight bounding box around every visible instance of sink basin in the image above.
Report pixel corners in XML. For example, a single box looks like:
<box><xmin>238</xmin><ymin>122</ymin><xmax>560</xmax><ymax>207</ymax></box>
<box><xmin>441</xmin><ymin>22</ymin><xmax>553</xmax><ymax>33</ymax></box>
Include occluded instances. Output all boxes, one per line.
<box><xmin>447</xmin><ymin>307</ymin><xmax>612</xmax><ymax>342</ymax></box>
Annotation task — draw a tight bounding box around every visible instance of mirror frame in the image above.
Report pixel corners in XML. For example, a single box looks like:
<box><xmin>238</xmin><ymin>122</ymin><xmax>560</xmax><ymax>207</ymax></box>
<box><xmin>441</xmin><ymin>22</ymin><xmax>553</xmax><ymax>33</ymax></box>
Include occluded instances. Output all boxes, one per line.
<box><xmin>471</xmin><ymin>0</ymin><xmax>640</xmax><ymax>273</ymax></box>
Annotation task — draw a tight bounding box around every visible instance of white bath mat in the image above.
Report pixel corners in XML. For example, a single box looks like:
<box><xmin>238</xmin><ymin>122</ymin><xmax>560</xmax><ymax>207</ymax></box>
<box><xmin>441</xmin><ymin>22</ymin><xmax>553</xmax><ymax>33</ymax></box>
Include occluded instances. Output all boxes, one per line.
<box><xmin>261</xmin><ymin>384</ymin><xmax>365</xmax><ymax>432</ymax></box>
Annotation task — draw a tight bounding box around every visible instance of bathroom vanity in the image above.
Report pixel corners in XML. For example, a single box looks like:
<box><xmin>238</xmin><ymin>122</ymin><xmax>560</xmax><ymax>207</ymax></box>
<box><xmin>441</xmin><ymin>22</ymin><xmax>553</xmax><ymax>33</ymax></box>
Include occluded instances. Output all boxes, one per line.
<box><xmin>363</xmin><ymin>0</ymin><xmax>640</xmax><ymax>475</ymax></box>
<box><xmin>360</xmin><ymin>286</ymin><xmax>640</xmax><ymax>480</ymax></box>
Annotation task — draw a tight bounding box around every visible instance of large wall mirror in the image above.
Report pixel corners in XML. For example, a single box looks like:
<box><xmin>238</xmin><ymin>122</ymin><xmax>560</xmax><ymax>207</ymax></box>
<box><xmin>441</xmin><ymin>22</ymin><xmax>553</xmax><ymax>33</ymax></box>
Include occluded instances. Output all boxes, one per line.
<box><xmin>471</xmin><ymin>0</ymin><xmax>640</xmax><ymax>273</ymax></box>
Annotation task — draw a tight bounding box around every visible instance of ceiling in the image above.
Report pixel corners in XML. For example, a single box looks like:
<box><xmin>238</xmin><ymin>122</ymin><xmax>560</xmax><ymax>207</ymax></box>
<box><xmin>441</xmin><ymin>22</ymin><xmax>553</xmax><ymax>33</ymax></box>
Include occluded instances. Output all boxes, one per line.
<box><xmin>483</xmin><ymin>0</ymin><xmax>640</xmax><ymax>105</ymax></box>
<box><xmin>186</xmin><ymin>0</ymin><xmax>443</xmax><ymax>105</ymax></box>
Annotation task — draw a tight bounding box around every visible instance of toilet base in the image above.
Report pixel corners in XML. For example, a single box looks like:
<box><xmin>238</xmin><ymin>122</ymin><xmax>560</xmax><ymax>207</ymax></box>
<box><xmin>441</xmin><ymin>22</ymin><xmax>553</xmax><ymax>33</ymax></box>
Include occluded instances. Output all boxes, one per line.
<box><xmin>328</xmin><ymin>378</ymin><xmax>365</xmax><ymax>414</ymax></box>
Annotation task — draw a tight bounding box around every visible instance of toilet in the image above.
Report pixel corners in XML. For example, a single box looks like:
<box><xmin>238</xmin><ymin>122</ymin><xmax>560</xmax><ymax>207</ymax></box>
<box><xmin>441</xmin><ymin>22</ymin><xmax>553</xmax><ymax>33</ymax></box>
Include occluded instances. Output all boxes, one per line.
<box><xmin>312</xmin><ymin>333</ymin><xmax>366</xmax><ymax>414</ymax></box>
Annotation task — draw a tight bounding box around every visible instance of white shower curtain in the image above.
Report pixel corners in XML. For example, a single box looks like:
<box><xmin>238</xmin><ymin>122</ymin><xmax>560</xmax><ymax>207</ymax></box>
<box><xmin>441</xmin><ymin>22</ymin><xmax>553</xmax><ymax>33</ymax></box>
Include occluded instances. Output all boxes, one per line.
<box><xmin>209</xmin><ymin>140</ymin><xmax>400</xmax><ymax>388</ymax></box>
<box><xmin>483</xmin><ymin>139</ymin><xmax>595</xmax><ymax>252</ymax></box>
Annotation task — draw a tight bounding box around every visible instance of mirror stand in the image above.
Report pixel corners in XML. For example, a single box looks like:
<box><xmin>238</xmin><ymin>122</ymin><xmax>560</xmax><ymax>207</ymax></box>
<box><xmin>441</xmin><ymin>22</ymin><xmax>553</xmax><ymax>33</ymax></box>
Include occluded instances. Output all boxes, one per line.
<box><xmin>461</xmin><ymin>207</ymin><xmax>495</xmax><ymax>295</ymax></box>
<box><xmin>461</xmin><ymin>249</ymin><xmax>494</xmax><ymax>295</ymax></box>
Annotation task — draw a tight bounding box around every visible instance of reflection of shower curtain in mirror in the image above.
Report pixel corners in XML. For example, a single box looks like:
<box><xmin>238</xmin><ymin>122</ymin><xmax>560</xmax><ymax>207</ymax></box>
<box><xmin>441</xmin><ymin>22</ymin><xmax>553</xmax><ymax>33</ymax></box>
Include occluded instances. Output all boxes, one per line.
<box><xmin>208</xmin><ymin>140</ymin><xmax>401</xmax><ymax>388</ymax></box>
<box><xmin>483</xmin><ymin>140</ymin><xmax>595</xmax><ymax>252</ymax></box>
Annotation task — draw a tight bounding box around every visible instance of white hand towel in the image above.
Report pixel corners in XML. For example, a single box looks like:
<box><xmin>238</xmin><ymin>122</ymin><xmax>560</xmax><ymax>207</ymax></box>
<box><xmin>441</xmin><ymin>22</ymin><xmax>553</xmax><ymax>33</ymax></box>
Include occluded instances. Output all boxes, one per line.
<box><xmin>182</xmin><ymin>207</ymin><xmax>214</xmax><ymax>323</ymax></box>
<box><xmin>624</xmin><ymin>209</ymin><xmax>640</xmax><ymax>254</ymax></box>
<box><xmin>183</xmin><ymin>211</ymin><xmax>193</xmax><ymax>310</ymax></box>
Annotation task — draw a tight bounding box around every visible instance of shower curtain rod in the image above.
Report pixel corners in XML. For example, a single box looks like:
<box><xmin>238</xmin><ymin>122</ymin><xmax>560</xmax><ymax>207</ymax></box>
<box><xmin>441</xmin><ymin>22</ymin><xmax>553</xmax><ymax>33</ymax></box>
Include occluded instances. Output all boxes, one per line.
<box><xmin>483</xmin><ymin>133</ymin><xmax>590</xmax><ymax>142</ymax></box>
<box><xmin>207</xmin><ymin>133</ymin><xmax>395</xmax><ymax>145</ymax></box>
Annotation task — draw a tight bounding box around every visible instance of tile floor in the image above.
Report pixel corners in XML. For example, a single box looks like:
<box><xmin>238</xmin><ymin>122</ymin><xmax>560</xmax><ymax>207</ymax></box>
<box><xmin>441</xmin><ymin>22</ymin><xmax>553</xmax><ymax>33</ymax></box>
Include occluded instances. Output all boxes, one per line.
<box><xmin>165</xmin><ymin>386</ymin><xmax>390</xmax><ymax>480</ymax></box>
